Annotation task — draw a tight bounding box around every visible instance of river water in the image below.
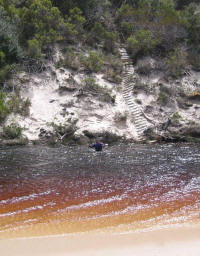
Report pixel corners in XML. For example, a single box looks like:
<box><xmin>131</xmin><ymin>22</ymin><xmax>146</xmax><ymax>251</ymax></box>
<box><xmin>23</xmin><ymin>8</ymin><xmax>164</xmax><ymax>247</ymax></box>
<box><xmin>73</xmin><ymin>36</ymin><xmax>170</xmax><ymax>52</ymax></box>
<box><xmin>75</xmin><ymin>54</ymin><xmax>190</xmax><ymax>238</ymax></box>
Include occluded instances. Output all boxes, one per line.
<box><xmin>0</xmin><ymin>144</ymin><xmax>200</xmax><ymax>239</ymax></box>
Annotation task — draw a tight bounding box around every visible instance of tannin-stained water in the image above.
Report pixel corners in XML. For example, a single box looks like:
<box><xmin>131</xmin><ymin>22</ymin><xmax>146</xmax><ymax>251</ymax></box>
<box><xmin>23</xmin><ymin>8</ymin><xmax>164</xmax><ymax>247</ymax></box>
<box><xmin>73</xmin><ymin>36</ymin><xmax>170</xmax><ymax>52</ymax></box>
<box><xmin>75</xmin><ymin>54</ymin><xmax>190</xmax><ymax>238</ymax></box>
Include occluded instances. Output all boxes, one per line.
<box><xmin>0</xmin><ymin>144</ymin><xmax>200</xmax><ymax>239</ymax></box>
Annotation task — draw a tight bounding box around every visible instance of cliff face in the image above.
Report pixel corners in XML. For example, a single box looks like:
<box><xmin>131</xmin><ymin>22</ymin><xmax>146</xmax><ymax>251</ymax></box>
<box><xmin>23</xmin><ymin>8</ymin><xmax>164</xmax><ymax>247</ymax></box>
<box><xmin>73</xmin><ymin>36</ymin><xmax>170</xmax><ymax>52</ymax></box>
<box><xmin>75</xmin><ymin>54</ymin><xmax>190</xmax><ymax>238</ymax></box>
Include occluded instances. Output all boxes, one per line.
<box><xmin>3</xmin><ymin>46</ymin><xmax>200</xmax><ymax>144</ymax></box>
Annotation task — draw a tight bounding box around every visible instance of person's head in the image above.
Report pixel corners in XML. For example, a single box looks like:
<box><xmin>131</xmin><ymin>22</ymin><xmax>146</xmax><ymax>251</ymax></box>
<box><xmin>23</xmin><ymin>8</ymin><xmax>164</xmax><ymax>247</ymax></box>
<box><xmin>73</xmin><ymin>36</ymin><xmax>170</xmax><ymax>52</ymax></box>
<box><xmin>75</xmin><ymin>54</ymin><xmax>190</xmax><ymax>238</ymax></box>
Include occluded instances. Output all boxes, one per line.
<box><xmin>95</xmin><ymin>138</ymin><xmax>100</xmax><ymax>143</ymax></box>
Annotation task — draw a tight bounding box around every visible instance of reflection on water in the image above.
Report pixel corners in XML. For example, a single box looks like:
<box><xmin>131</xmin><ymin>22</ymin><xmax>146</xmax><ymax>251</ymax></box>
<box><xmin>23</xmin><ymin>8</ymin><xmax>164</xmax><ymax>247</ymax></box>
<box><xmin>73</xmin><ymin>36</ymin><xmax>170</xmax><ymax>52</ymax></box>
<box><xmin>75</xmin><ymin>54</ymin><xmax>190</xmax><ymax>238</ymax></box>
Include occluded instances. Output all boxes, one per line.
<box><xmin>0</xmin><ymin>144</ymin><xmax>200</xmax><ymax>238</ymax></box>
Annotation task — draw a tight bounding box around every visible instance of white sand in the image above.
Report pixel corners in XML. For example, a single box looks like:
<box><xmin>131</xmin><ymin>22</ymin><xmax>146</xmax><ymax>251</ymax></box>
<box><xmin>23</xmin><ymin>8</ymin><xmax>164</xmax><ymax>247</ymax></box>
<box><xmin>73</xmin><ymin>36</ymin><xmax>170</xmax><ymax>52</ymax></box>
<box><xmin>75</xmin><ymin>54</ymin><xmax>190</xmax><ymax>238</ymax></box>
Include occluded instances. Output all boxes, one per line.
<box><xmin>0</xmin><ymin>225</ymin><xmax>200</xmax><ymax>256</ymax></box>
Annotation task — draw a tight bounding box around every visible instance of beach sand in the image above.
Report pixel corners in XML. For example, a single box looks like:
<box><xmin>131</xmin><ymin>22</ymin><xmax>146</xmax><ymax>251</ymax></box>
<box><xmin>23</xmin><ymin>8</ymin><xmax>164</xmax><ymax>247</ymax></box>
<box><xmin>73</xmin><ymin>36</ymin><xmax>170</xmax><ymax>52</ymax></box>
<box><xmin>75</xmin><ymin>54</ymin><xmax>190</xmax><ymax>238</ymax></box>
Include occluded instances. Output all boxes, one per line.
<box><xmin>0</xmin><ymin>225</ymin><xmax>200</xmax><ymax>256</ymax></box>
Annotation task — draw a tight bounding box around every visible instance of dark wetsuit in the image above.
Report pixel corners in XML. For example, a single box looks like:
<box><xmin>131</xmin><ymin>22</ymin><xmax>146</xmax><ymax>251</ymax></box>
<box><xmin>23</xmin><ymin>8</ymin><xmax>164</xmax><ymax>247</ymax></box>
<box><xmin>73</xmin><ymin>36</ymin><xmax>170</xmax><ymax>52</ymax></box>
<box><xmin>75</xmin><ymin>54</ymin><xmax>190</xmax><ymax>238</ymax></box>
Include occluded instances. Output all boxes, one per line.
<box><xmin>90</xmin><ymin>142</ymin><xmax>104</xmax><ymax>151</ymax></box>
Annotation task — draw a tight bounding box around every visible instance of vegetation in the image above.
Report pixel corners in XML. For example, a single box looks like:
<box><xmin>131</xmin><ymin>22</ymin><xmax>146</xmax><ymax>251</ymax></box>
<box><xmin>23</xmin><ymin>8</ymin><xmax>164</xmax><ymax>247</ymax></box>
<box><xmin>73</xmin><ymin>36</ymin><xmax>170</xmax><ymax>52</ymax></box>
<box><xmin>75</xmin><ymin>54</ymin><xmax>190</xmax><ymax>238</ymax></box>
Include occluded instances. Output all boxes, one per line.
<box><xmin>0</xmin><ymin>0</ymin><xmax>199</xmax><ymax>83</ymax></box>
<box><xmin>0</xmin><ymin>91</ymin><xmax>8</xmax><ymax>122</ymax></box>
<box><xmin>2</xmin><ymin>122</ymin><xmax>22</xmax><ymax>139</ymax></box>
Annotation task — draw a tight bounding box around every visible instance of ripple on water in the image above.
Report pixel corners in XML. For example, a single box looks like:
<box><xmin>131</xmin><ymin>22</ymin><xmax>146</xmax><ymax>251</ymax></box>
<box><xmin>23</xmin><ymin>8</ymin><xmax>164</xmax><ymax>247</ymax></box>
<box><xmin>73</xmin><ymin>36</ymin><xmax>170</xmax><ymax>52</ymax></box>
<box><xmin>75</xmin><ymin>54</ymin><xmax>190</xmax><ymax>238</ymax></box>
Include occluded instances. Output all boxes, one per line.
<box><xmin>0</xmin><ymin>144</ymin><xmax>200</xmax><ymax>238</ymax></box>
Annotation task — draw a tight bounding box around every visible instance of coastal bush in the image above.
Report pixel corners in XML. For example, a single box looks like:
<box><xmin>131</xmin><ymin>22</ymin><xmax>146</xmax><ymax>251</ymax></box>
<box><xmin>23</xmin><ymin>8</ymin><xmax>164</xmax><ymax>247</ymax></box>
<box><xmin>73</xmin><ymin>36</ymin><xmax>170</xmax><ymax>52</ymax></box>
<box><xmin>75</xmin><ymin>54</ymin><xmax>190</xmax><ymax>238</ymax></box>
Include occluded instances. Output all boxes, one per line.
<box><xmin>185</xmin><ymin>3</ymin><xmax>200</xmax><ymax>46</ymax></box>
<box><xmin>187</xmin><ymin>49</ymin><xmax>200</xmax><ymax>70</ymax></box>
<box><xmin>0</xmin><ymin>91</ymin><xmax>8</xmax><ymax>122</ymax></box>
<box><xmin>103</xmin><ymin>54</ymin><xmax>123</xmax><ymax>84</ymax></box>
<box><xmin>91</xmin><ymin>22</ymin><xmax>107</xmax><ymax>42</ymax></box>
<box><xmin>165</xmin><ymin>47</ymin><xmax>187</xmax><ymax>77</ymax></box>
<box><xmin>171</xmin><ymin>111</ymin><xmax>182</xmax><ymax>121</ymax></box>
<box><xmin>90</xmin><ymin>22</ymin><xmax>118</xmax><ymax>52</ymax></box>
<box><xmin>103</xmin><ymin>69</ymin><xmax>122</xmax><ymax>84</ymax></box>
<box><xmin>7</xmin><ymin>93</ymin><xmax>31</xmax><ymax>116</ymax></box>
<box><xmin>2</xmin><ymin>123</ymin><xmax>22</xmax><ymax>139</ymax></box>
<box><xmin>158</xmin><ymin>91</ymin><xmax>169</xmax><ymax>105</ymax></box>
<box><xmin>0</xmin><ymin>64</ymin><xmax>11</xmax><ymax>84</ymax></box>
<box><xmin>0</xmin><ymin>0</ymin><xmax>200</xmax><ymax>88</ymax></box>
<box><xmin>99</xmin><ymin>92</ymin><xmax>115</xmax><ymax>103</ymax></box>
<box><xmin>103</xmin><ymin>31</ymin><xmax>118</xmax><ymax>53</ymax></box>
<box><xmin>83</xmin><ymin>77</ymin><xmax>113</xmax><ymax>102</ymax></box>
<box><xmin>117</xmin><ymin>0</ymin><xmax>186</xmax><ymax>52</ymax></box>
<box><xmin>27</xmin><ymin>38</ymin><xmax>42</xmax><ymax>59</ymax></box>
<box><xmin>127</xmin><ymin>30</ymin><xmax>159</xmax><ymax>59</ymax></box>
<box><xmin>63</xmin><ymin>46</ymin><xmax>80</xmax><ymax>70</ymax></box>
<box><xmin>83</xmin><ymin>77</ymin><xmax>100</xmax><ymax>92</ymax></box>
<box><xmin>81</xmin><ymin>51</ymin><xmax>103</xmax><ymax>73</ymax></box>
<box><xmin>158</xmin><ymin>85</ymin><xmax>173</xmax><ymax>105</ymax></box>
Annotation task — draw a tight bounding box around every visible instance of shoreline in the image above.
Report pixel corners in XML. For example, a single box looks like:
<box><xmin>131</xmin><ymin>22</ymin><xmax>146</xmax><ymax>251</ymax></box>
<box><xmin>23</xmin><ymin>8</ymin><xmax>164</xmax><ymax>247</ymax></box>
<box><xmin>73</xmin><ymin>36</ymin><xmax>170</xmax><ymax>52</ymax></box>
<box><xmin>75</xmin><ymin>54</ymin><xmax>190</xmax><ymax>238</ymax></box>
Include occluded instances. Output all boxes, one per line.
<box><xmin>0</xmin><ymin>225</ymin><xmax>200</xmax><ymax>256</ymax></box>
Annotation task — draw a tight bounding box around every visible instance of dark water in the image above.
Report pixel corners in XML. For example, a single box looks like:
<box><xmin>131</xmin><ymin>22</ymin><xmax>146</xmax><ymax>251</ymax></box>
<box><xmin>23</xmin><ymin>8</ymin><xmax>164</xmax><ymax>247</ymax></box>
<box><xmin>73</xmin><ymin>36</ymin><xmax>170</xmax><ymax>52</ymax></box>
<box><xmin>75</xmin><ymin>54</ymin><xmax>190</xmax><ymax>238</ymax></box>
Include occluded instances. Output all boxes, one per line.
<box><xmin>0</xmin><ymin>144</ymin><xmax>200</xmax><ymax>238</ymax></box>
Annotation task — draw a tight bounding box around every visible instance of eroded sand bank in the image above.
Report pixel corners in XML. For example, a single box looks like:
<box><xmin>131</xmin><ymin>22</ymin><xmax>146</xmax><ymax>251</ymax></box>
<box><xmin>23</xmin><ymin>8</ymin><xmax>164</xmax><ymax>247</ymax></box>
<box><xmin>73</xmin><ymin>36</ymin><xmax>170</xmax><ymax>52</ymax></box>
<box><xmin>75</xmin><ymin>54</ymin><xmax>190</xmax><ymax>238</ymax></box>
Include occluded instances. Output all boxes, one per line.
<box><xmin>0</xmin><ymin>225</ymin><xmax>200</xmax><ymax>256</ymax></box>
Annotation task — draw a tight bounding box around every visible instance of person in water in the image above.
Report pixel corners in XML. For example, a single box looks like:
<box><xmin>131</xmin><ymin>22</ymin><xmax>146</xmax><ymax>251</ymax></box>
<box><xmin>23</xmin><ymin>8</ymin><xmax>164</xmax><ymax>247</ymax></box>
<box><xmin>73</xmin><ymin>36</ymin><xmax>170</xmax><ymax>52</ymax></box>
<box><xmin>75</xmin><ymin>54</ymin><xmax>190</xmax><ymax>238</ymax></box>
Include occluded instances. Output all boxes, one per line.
<box><xmin>89</xmin><ymin>139</ymin><xmax>104</xmax><ymax>151</ymax></box>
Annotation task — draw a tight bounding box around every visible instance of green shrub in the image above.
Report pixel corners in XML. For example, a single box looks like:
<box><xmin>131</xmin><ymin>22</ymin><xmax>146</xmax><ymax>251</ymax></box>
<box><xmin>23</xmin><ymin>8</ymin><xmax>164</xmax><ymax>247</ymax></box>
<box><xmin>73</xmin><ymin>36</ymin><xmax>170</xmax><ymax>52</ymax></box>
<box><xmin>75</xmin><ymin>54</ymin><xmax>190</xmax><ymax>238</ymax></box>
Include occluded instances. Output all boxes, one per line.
<box><xmin>103</xmin><ymin>31</ymin><xmax>118</xmax><ymax>53</ymax></box>
<box><xmin>91</xmin><ymin>22</ymin><xmax>106</xmax><ymax>41</ymax></box>
<box><xmin>84</xmin><ymin>77</ymin><xmax>100</xmax><ymax>92</ymax></box>
<box><xmin>7</xmin><ymin>93</ymin><xmax>31</xmax><ymax>116</ymax></box>
<box><xmin>81</xmin><ymin>51</ymin><xmax>103</xmax><ymax>72</ymax></box>
<box><xmin>185</xmin><ymin>3</ymin><xmax>200</xmax><ymax>46</ymax></box>
<box><xmin>171</xmin><ymin>111</ymin><xmax>182</xmax><ymax>121</ymax></box>
<box><xmin>67</xmin><ymin>7</ymin><xmax>85</xmax><ymax>33</ymax></box>
<box><xmin>0</xmin><ymin>64</ymin><xmax>11</xmax><ymax>83</ymax></box>
<box><xmin>0</xmin><ymin>91</ymin><xmax>8</xmax><ymax>122</ymax></box>
<box><xmin>90</xmin><ymin>22</ymin><xmax>118</xmax><ymax>52</ymax></box>
<box><xmin>83</xmin><ymin>77</ymin><xmax>114</xmax><ymax>102</ymax></box>
<box><xmin>127</xmin><ymin>30</ymin><xmax>159</xmax><ymax>58</ymax></box>
<box><xmin>2</xmin><ymin>123</ymin><xmax>22</xmax><ymax>139</ymax></box>
<box><xmin>120</xmin><ymin>21</ymin><xmax>134</xmax><ymax>38</ymax></box>
<box><xmin>0</xmin><ymin>51</ymin><xmax>5</xmax><ymax>66</ymax></box>
<box><xmin>187</xmin><ymin>48</ymin><xmax>200</xmax><ymax>70</ymax></box>
<box><xmin>165</xmin><ymin>48</ymin><xmax>187</xmax><ymax>77</ymax></box>
<box><xmin>158</xmin><ymin>91</ymin><xmax>169</xmax><ymax>105</ymax></box>
<box><xmin>62</xmin><ymin>46</ymin><xmax>81</xmax><ymax>70</ymax></box>
<box><xmin>27</xmin><ymin>38</ymin><xmax>42</xmax><ymax>58</ymax></box>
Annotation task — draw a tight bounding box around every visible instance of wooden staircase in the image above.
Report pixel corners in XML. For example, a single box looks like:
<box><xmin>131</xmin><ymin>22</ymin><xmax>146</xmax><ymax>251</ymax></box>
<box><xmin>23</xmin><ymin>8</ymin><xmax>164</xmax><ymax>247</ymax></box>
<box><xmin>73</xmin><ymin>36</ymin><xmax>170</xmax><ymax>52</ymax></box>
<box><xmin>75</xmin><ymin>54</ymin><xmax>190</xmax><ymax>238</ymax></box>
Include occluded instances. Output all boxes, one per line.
<box><xmin>119</xmin><ymin>47</ymin><xmax>150</xmax><ymax>141</ymax></box>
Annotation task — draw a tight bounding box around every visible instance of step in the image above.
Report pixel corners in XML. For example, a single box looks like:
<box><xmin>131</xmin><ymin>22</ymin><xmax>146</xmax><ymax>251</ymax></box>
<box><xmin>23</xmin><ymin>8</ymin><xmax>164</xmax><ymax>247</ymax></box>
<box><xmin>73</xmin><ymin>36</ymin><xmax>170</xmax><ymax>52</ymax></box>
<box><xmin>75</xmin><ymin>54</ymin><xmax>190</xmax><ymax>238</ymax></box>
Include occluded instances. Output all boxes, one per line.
<box><xmin>123</xmin><ymin>80</ymin><xmax>133</xmax><ymax>83</ymax></box>
<box><xmin>123</xmin><ymin>92</ymin><xmax>132</xmax><ymax>95</ymax></box>
<box><xmin>123</xmin><ymin>88</ymin><xmax>133</xmax><ymax>92</ymax></box>
<box><xmin>133</xmin><ymin>114</ymin><xmax>142</xmax><ymax>119</ymax></box>
<box><xmin>123</xmin><ymin>90</ymin><xmax>133</xmax><ymax>94</ymax></box>
<box><xmin>123</xmin><ymin>85</ymin><xmax>133</xmax><ymax>89</ymax></box>
<box><xmin>123</xmin><ymin>83</ymin><xmax>133</xmax><ymax>87</ymax></box>
<box><xmin>123</xmin><ymin>79</ymin><xmax>134</xmax><ymax>82</ymax></box>
<box><xmin>127</xmin><ymin>99</ymin><xmax>135</xmax><ymax>103</ymax></box>
<box><xmin>123</xmin><ymin>77</ymin><xmax>134</xmax><ymax>80</ymax></box>
<box><xmin>124</xmin><ymin>75</ymin><xmax>134</xmax><ymax>79</ymax></box>
<box><xmin>134</xmin><ymin>118</ymin><xmax>147</xmax><ymax>124</ymax></box>
<box><xmin>135</xmin><ymin>123</ymin><xmax>148</xmax><ymax>129</ymax></box>
<box><xmin>129</xmin><ymin>105</ymin><xmax>140</xmax><ymax>109</ymax></box>
<box><xmin>123</xmin><ymin>94</ymin><xmax>131</xmax><ymax>98</ymax></box>
<box><xmin>135</xmin><ymin>120</ymin><xmax>147</xmax><ymax>125</ymax></box>
<box><xmin>130</xmin><ymin>110</ymin><xmax>141</xmax><ymax>115</ymax></box>
<box><xmin>129</xmin><ymin>106</ymin><xmax>140</xmax><ymax>111</ymax></box>
<box><xmin>123</xmin><ymin>94</ymin><xmax>131</xmax><ymax>97</ymax></box>
<box><xmin>119</xmin><ymin>48</ymin><xmax>127</xmax><ymax>52</ymax></box>
<box><xmin>123</xmin><ymin>90</ymin><xmax>132</xmax><ymax>93</ymax></box>
<box><xmin>135</xmin><ymin>126</ymin><xmax>147</xmax><ymax>132</ymax></box>
<box><xmin>124</xmin><ymin>71</ymin><xmax>134</xmax><ymax>74</ymax></box>
<box><xmin>130</xmin><ymin>106</ymin><xmax>140</xmax><ymax>110</ymax></box>
<box><xmin>123</xmin><ymin>88</ymin><xmax>133</xmax><ymax>91</ymax></box>
<box><xmin>132</xmin><ymin>116</ymin><xmax>145</xmax><ymax>121</ymax></box>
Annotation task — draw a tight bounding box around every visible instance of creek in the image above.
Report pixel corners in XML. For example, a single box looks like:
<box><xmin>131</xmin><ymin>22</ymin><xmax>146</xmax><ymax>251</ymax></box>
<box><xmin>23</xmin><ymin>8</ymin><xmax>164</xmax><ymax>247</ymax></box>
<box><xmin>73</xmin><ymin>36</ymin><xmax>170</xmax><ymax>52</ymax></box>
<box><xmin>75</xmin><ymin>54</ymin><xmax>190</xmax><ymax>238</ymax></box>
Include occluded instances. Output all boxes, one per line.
<box><xmin>0</xmin><ymin>143</ymin><xmax>200</xmax><ymax>238</ymax></box>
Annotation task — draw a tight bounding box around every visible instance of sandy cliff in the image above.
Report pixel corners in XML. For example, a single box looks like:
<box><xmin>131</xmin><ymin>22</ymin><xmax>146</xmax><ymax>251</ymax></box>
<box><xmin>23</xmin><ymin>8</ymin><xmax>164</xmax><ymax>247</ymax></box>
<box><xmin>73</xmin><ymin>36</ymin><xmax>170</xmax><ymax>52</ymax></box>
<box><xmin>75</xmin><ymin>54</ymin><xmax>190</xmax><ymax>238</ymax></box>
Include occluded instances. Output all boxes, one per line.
<box><xmin>4</xmin><ymin>46</ymin><xmax>200</xmax><ymax>144</ymax></box>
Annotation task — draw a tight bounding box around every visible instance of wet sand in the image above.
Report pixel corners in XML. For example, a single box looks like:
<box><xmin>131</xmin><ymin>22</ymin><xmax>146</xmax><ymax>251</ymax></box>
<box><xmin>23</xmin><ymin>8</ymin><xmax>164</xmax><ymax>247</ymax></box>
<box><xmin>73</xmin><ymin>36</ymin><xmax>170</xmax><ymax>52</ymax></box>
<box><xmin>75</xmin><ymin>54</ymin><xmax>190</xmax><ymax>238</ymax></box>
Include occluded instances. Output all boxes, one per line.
<box><xmin>0</xmin><ymin>225</ymin><xmax>200</xmax><ymax>256</ymax></box>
